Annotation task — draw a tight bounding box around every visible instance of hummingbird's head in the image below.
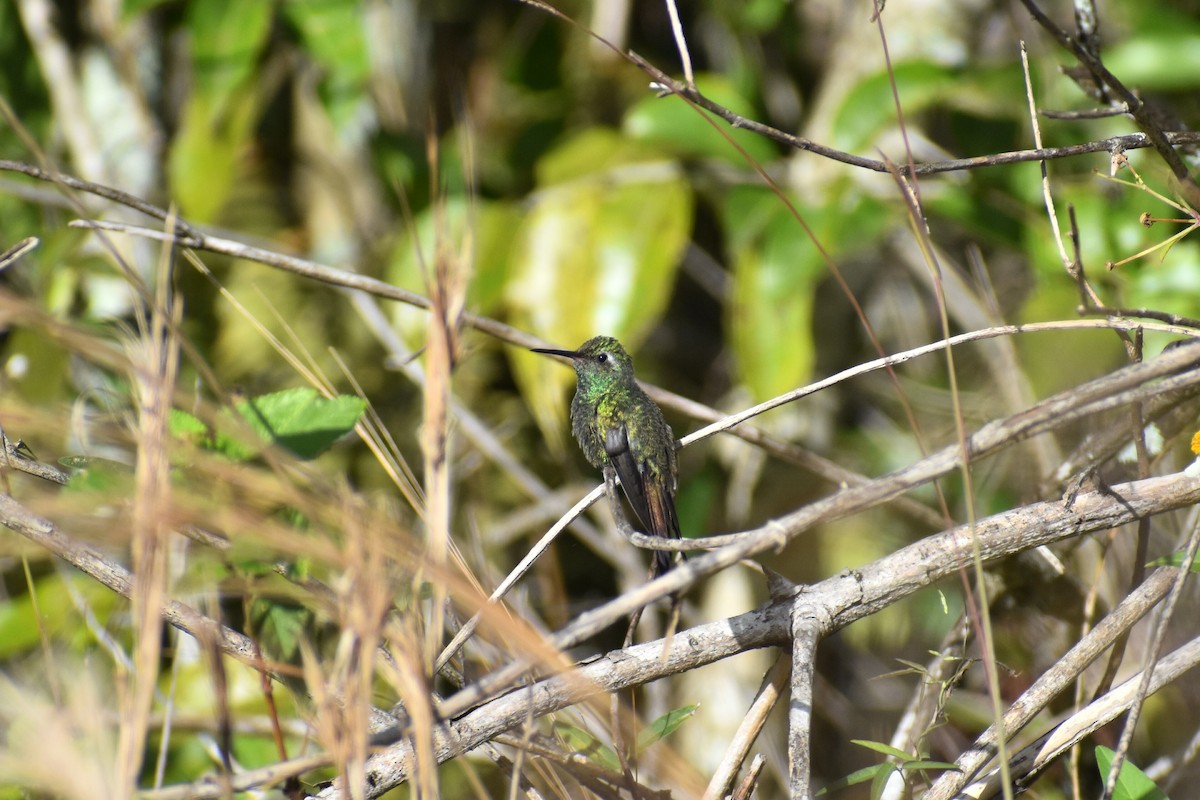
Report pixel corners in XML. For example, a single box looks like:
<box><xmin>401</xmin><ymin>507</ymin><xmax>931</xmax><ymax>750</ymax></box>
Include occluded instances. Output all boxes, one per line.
<box><xmin>532</xmin><ymin>335</ymin><xmax>635</xmax><ymax>387</ymax></box>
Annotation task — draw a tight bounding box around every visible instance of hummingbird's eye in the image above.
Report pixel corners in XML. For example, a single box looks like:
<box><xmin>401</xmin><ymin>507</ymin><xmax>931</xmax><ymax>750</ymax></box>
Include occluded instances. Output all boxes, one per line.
<box><xmin>597</xmin><ymin>353</ymin><xmax>609</xmax><ymax>363</ymax></box>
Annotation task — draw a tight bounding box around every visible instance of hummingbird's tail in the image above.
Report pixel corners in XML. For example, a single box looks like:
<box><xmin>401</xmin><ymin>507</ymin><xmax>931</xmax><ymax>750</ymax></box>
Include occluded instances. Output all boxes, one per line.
<box><xmin>652</xmin><ymin>548</ymin><xmax>674</xmax><ymax>579</ymax></box>
<box><xmin>650</xmin><ymin>543</ymin><xmax>686</xmax><ymax>579</ymax></box>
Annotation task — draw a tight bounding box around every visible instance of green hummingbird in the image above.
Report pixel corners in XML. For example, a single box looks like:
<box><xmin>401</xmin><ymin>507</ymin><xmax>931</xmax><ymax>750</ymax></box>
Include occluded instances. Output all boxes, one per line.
<box><xmin>532</xmin><ymin>335</ymin><xmax>682</xmax><ymax>577</ymax></box>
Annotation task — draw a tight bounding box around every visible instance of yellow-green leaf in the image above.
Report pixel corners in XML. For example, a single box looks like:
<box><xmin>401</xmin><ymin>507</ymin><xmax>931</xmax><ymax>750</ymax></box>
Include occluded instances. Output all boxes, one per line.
<box><xmin>168</xmin><ymin>89</ymin><xmax>261</xmax><ymax>222</ymax></box>
<box><xmin>509</xmin><ymin>129</ymin><xmax>693</xmax><ymax>450</ymax></box>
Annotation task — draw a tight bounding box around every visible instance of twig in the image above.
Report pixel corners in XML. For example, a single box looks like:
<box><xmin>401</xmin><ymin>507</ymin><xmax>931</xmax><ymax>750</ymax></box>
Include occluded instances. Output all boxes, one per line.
<box><xmin>433</xmin><ymin>485</ymin><xmax>602</xmax><ymax>673</ymax></box>
<box><xmin>1052</xmin><ymin>373</ymin><xmax>1200</xmax><ymax>487</ymax></box>
<box><xmin>1149</xmin><ymin>724</ymin><xmax>1200</xmax><ymax>790</ymax></box>
<box><xmin>704</xmin><ymin>652</ymin><xmax>790</xmax><ymax>799</ymax></box>
<box><xmin>1079</xmin><ymin>304</ymin><xmax>1200</xmax><ymax>331</ymax></box>
<box><xmin>788</xmin><ymin>601</ymin><xmax>825</xmax><ymax>799</ymax></box>
<box><xmin>1072</xmin><ymin>0</ymin><xmax>1101</xmax><ymax>59</ymax></box>
<box><xmin>119</xmin><ymin>217</ymin><xmax>181</xmax><ymax>793</ymax></box>
<box><xmin>0</xmin><ymin>160</ymin><xmax>192</xmax><ymax>235</ymax></box>
<box><xmin>623</xmin><ymin>59</ymin><xmax>1200</xmax><ymax>176</ymax></box>
<box><xmin>514</xmin><ymin>0</ymin><xmax>1200</xmax><ymax>179</ymax></box>
<box><xmin>887</xmin><ymin>617</ymin><xmax>970</xmax><ymax>776</ymax></box>
<box><xmin>1022</xmin><ymin>42</ymin><xmax>1073</xmax><ymax>278</ymax></box>
<box><xmin>677</xmin><ymin>319</ymin><xmax>1200</xmax><ymax>452</ymax></box>
<box><xmin>662</xmin><ymin>0</ymin><xmax>694</xmax><ymax>88</ymax></box>
<box><xmin>0</xmin><ymin>236</ymin><xmax>38</xmax><ymax>271</ymax></box>
<box><xmin>0</xmin><ymin>434</ymin><xmax>70</xmax><ymax>484</ymax></box>
<box><xmin>731</xmin><ymin>754</ymin><xmax>766</xmax><ymax>800</ymax></box>
<box><xmin>1042</xmin><ymin>107</ymin><xmax>1126</xmax><ymax>120</ymax></box>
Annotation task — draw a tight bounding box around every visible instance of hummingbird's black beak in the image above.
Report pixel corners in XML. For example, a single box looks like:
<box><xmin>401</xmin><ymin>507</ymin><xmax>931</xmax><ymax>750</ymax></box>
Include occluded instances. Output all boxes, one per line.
<box><xmin>531</xmin><ymin>347</ymin><xmax>581</xmax><ymax>360</ymax></box>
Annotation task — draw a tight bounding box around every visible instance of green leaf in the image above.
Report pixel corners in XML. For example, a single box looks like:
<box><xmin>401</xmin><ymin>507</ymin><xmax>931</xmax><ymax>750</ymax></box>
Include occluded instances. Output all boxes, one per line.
<box><xmin>186</xmin><ymin>0</ymin><xmax>274</xmax><ymax>99</ymax></box>
<box><xmin>832</xmin><ymin>62</ymin><xmax>1020</xmax><ymax>153</ymax></box>
<box><xmin>1096</xmin><ymin>746</ymin><xmax>1170</xmax><ymax>800</ymax></box>
<box><xmin>724</xmin><ymin>188</ymin><xmax>820</xmax><ymax>402</ymax></box>
<box><xmin>724</xmin><ymin>184</ymin><xmax>889</xmax><ymax>402</ymax></box>
<box><xmin>169</xmin><ymin>408</ymin><xmax>214</xmax><ymax>450</ymax></box>
<box><xmin>234</xmin><ymin>388</ymin><xmax>366</xmax><ymax>460</ymax></box>
<box><xmin>167</xmin><ymin>392</ymin><xmax>365</xmax><ymax>461</ymax></box>
<box><xmin>1147</xmin><ymin>550</ymin><xmax>1200</xmax><ymax>572</ymax></box>
<box><xmin>60</xmin><ymin>455</ymin><xmax>135</xmax><ymax>494</ymax></box>
<box><xmin>168</xmin><ymin>89</ymin><xmax>261</xmax><ymax>222</ymax></box>
<box><xmin>624</xmin><ymin>73</ymin><xmax>778</xmax><ymax>165</ymax></box>
<box><xmin>815</xmin><ymin>764</ymin><xmax>890</xmax><ymax>796</ymax></box>
<box><xmin>821</xmin><ymin>747</ymin><xmax>955</xmax><ymax>799</ymax></box>
<box><xmin>508</xmin><ymin>129</ymin><xmax>692</xmax><ymax>451</ymax></box>
<box><xmin>208</xmin><ymin>428</ymin><xmax>258</xmax><ymax>463</ymax></box>
<box><xmin>852</xmin><ymin>739</ymin><xmax>915</xmax><ymax>761</ymax></box>
<box><xmin>635</xmin><ymin>704</ymin><xmax>698</xmax><ymax>752</ymax></box>
<box><xmin>903</xmin><ymin>760</ymin><xmax>960</xmax><ymax>771</ymax></box>
<box><xmin>0</xmin><ymin>574</ymin><xmax>121</xmax><ymax>659</ymax></box>
<box><xmin>870</xmin><ymin>762</ymin><xmax>901</xmax><ymax>800</ymax></box>
<box><xmin>552</xmin><ymin>722</ymin><xmax>621</xmax><ymax>772</ymax></box>
<box><xmin>166</xmin><ymin>0</ymin><xmax>273</xmax><ymax>220</ymax></box>
<box><xmin>168</xmin><ymin>408</ymin><xmax>209</xmax><ymax>438</ymax></box>
<box><xmin>280</xmin><ymin>0</ymin><xmax>371</xmax><ymax>131</ymax></box>
<box><xmin>738</xmin><ymin>0</ymin><xmax>788</xmax><ymax>32</ymax></box>
<box><xmin>121</xmin><ymin>0</ymin><xmax>174</xmax><ymax>17</ymax></box>
<box><xmin>533</xmin><ymin>127</ymin><xmax>663</xmax><ymax>184</ymax></box>
<box><xmin>249</xmin><ymin>598</ymin><xmax>314</xmax><ymax>663</ymax></box>
<box><xmin>1106</xmin><ymin>33</ymin><xmax>1200</xmax><ymax>91</ymax></box>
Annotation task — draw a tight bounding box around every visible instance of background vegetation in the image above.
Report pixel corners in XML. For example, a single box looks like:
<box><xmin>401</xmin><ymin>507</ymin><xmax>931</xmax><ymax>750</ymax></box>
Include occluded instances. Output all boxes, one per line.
<box><xmin>1</xmin><ymin>0</ymin><xmax>1200</xmax><ymax>797</ymax></box>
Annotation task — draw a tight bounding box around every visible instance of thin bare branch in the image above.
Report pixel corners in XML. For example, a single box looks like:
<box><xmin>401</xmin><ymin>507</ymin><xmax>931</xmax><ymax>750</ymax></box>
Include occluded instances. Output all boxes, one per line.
<box><xmin>704</xmin><ymin>652</ymin><xmax>790</xmax><ymax>799</ymax></box>
<box><xmin>663</xmin><ymin>0</ymin><xmax>694</xmax><ymax>88</ymax></box>
<box><xmin>1022</xmin><ymin>41</ymin><xmax>1073</xmax><ymax>278</ymax></box>
<box><xmin>788</xmin><ymin>601</ymin><xmax>824</xmax><ymax>799</ymax></box>
<box><xmin>620</xmin><ymin>58</ymin><xmax>1200</xmax><ymax>176</ymax></box>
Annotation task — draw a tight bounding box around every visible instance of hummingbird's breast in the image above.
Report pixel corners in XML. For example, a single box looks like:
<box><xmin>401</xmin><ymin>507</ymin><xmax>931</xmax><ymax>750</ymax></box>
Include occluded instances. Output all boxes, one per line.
<box><xmin>569</xmin><ymin>389</ymin><xmax>608</xmax><ymax>470</ymax></box>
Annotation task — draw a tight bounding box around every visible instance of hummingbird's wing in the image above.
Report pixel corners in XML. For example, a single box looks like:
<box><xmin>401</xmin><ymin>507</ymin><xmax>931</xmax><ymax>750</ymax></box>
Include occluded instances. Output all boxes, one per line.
<box><xmin>604</xmin><ymin>426</ymin><xmax>653</xmax><ymax>527</ymax></box>
<box><xmin>605</xmin><ymin>426</ymin><xmax>681</xmax><ymax>578</ymax></box>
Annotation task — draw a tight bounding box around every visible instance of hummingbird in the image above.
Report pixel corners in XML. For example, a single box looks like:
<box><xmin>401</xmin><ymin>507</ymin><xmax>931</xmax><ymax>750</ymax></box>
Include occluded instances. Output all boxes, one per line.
<box><xmin>532</xmin><ymin>335</ymin><xmax>682</xmax><ymax>577</ymax></box>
